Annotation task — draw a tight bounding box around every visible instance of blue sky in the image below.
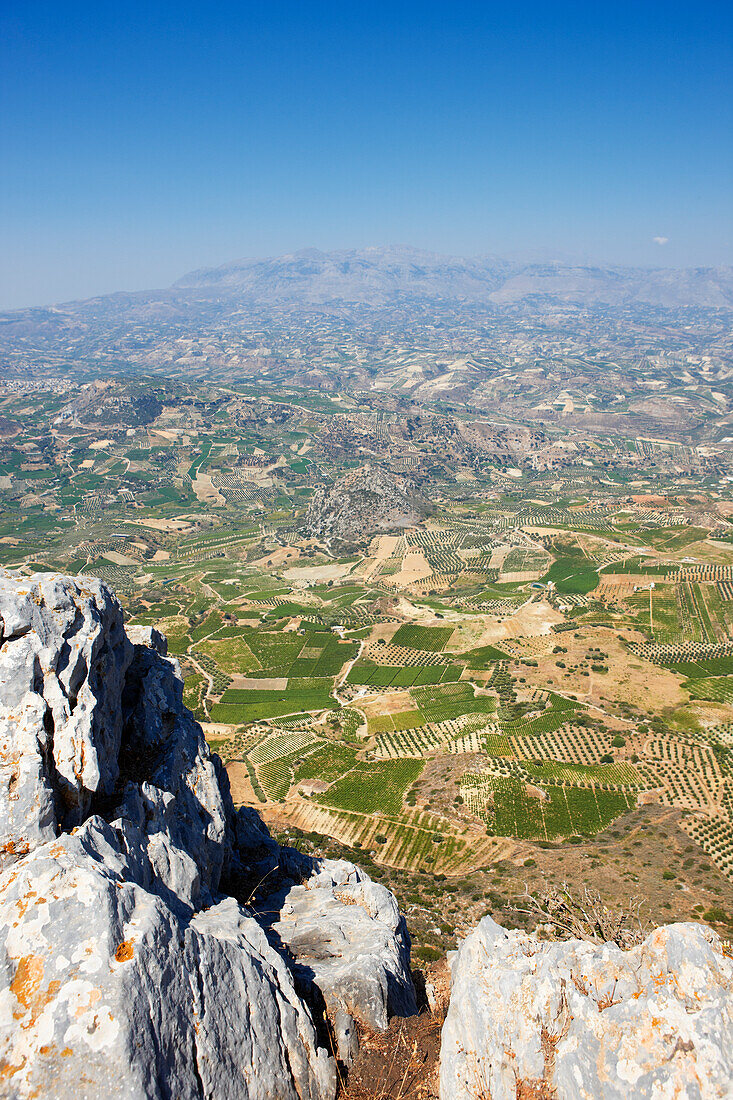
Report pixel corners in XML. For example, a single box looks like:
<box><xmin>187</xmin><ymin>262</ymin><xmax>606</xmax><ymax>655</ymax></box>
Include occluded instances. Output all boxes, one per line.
<box><xmin>1</xmin><ymin>0</ymin><xmax>732</xmax><ymax>307</ymax></box>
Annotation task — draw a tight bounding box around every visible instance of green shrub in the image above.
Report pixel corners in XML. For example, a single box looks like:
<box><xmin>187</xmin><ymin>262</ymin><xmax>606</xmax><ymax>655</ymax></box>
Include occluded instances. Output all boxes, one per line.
<box><xmin>414</xmin><ymin>945</ymin><xmax>442</xmax><ymax>962</ymax></box>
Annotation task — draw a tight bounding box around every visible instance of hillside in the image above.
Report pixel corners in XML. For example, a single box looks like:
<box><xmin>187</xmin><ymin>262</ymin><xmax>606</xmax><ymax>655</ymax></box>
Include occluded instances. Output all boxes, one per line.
<box><xmin>1</xmin><ymin>570</ymin><xmax>732</xmax><ymax>1098</ymax></box>
<box><xmin>1</xmin><ymin>249</ymin><xmax>732</xmax><ymax>385</ymax></box>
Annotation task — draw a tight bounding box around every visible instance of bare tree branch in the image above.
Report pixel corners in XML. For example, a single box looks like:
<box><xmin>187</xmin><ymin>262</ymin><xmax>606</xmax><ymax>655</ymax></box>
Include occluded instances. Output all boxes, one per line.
<box><xmin>511</xmin><ymin>882</ymin><xmax>649</xmax><ymax>949</ymax></box>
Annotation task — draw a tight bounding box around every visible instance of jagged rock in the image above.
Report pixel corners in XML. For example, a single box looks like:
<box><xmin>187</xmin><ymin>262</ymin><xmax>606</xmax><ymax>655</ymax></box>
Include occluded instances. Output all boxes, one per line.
<box><xmin>0</xmin><ymin>815</ymin><xmax>335</xmax><ymax>1100</ymax></box>
<box><xmin>0</xmin><ymin>571</ymin><xmax>416</xmax><ymax>1098</ymax></box>
<box><xmin>265</xmin><ymin>857</ymin><xmax>417</xmax><ymax>1064</ymax></box>
<box><xmin>0</xmin><ymin>572</ymin><xmax>132</xmax><ymax>847</ymax></box>
<box><xmin>439</xmin><ymin>915</ymin><xmax>733</xmax><ymax>1100</ymax></box>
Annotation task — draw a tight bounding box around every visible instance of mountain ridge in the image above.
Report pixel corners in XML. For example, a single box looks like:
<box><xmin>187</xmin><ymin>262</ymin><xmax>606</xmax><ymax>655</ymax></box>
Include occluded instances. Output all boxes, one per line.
<box><xmin>174</xmin><ymin>246</ymin><xmax>733</xmax><ymax>310</ymax></box>
<box><xmin>1</xmin><ymin>247</ymin><xmax>732</xmax><ymax>319</ymax></box>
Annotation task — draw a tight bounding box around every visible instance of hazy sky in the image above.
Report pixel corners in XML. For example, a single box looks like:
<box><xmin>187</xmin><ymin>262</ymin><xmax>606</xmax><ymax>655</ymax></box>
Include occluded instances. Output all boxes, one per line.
<box><xmin>2</xmin><ymin>0</ymin><xmax>732</xmax><ymax>309</ymax></box>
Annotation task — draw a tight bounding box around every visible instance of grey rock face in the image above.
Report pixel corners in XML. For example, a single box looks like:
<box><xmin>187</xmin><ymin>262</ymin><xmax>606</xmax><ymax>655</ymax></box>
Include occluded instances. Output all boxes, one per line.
<box><xmin>0</xmin><ymin>571</ymin><xmax>416</xmax><ymax>1099</ymax></box>
<box><xmin>266</xmin><ymin>857</ymin><xmax>417</xmax><ymax>1065</ymax></box>
<box><xmin>439</xmin><ymin>915</ymin><xmax>733</xmax><ymax>1100</ymax></box>
<box><xmin>0</xmin><ymin>816</ymin><xmax>335</xmax><ymax>1100</ymax></box>
<box><xmin>0</xmin><ymin>572</ymin><xmax>132</xmax><ymax>847</ymax></box>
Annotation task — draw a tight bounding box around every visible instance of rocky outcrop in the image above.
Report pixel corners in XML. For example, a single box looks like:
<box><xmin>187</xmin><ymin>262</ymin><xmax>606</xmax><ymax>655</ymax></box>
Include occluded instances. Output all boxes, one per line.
<box><xmin>439</xmin><ymin>916</ymin><xmax>733</xmax><ymax>1100</ymax></box>
<box><xmin>0</xmin><ymin>573</ymin><xmax>132</xmax><ymax>850</ymax></box>
<box><xmin>0</xmin><ymin>571</ymin><xmax>416</xmax><ymax>1099</ymax></box>
<box><xmin>265</xmin><ymin>857</ymin><xmax>417</xmax><ymax>1065</ymax></box>
<box><xmin>303</xmin><ymin>465</ymin><xmax>430</xmax><ymax>545</ymax></box>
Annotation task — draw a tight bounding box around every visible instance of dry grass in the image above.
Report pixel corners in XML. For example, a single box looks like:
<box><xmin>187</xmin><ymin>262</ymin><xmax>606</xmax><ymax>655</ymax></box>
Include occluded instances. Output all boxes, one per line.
<box><xmin>341</xmin><ymin>962</ymin><xmax>450</xmax><ymax>1100</ymax></box>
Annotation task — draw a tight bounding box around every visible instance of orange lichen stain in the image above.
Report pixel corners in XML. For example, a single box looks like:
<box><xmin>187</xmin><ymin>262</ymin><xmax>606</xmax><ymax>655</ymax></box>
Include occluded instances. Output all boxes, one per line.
<box><xmin>61</xmin><ymin>1048</ymin><xmax>73</xmax><ymax>1058</ymax></box>
<box><xmin>114</xmin><ymin>940</ymin><xmax>134</xmax><ymax>963</ymax></box>
<box><xmin>1</xmin><ymin>838</ymin><xmax>29</xmax><ymax>857</ymax></box>
<box><xmin>14</xmin><ymin>889</ymin><xmax>37</xmax><ymax>920</ymax></box>
<box><xmin>11</xmin><ymin>955</ymin><xmax>44</xmax><ymax>1012</ymax></box>
<box><xmin>38</xmin><ymin>1046</ymin><xmax>52</xmax><ymax>1056</ymax></box>
<box><xmin>10</xmin><ymin>956</ymin><xmax>61</xmax><ymax>1025</ymax></box>
<box><xmin>0</xmin><ymin>1057</ymin><xmax>25</xmax><ymax>1079</ymax></box>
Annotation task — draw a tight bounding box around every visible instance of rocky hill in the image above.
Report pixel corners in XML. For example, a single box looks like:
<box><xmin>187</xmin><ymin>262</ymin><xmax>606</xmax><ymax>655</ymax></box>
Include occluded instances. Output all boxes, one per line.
<box><xmin>441</xmin><ymin>916</ymin><xmax>733</xmax><ymax>1099</ymax></box>
<box><xmin>303</xmin><ymin>466</ymin><xmax>431</xmax><ymax>546</ymax></box>
<box><xmin>1</xmin><ymin>570</ymin><xmax>732</xmax><ymax>1099</ymax></box>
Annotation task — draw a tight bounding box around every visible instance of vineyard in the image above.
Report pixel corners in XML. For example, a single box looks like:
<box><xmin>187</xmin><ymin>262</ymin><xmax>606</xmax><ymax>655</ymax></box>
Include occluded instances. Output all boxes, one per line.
<box><xmin>636</xmin><ymin>738</ymin><xmax>725</xmax><ymax>813</ymax></box>
<box><xmin>389</xmin><ymin>624</ymin><xmax>455</xmax><ymax>651</ymax></box>
<box><xmin>315</xmin><ymin>759</ymin><xmax>424</xmax><ymax>815</ymax></box>
<box><xmin>511</xmin><ymin>723</ymin><xmax>621</xmax><ymax>765</ymax></box>
<box><xmin>371</xmin><ymin>715</ymin><xmax>507</xmax><ymax>760</ymax></box>
<box><xmin>346</xmin><ymin>660</ymin><xmax>463</xmax><ymax>688</ymax></box>
<box><xmin>460</xmin><ymin>769</ymin><xmax>633</xmax><ymax>840</ymax></box>
<box><xmin>685</xmin><ymin>676</ymin><xmax>733</xmax><ymax>705</ymax></box>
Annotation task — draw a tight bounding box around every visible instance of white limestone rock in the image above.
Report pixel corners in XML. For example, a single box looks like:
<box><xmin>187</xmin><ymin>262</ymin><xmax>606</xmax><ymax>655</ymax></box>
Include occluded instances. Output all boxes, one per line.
<box><xmin>439</xmin><ymin>915</ymin><xmax>733</xmax><ymax>1100</ymax></box>
<box><xmin>267</xmin><ymin>856</ymin><xmax>417</xmax><ymax>1065</ymax></box>
<box><xmin>0</xmin><ymin>572</ymin><xmax>132</xmax><ymax>843</ymax></box>
<box><xmin>119</xmin><ymin>633</ymin><xmax>233</xmax><ymax>904</ymax></box>
<box><xmin>0</xmin><ymin>570</ymin><xmax>417</xmax><ymax>1098</ymax></box>
<box><xmin>0</xmin><ymin>815</ymin><xmax>335</xmax><ymax>1100</ymax></box>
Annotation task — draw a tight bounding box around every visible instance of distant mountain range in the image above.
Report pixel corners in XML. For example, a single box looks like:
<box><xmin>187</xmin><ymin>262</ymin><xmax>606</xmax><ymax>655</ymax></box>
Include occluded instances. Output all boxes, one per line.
<box><xmin>1</xmin><ymin>247</ymin><xmax>731</xmax><ymax>374</ymax></box>
<box><xmin>3</xmin><ymin>248</ymin><xmax>733</xmax><ymax>324</ymax></box>
<box><xmin>174</xmin><ymin>246</ymin><xmax>733</xmax><ymax>310</ymax></box>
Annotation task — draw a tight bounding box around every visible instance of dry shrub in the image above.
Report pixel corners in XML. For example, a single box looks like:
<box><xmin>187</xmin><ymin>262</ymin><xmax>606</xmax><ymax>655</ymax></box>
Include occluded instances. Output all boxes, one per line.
<box><xmin>512</xmin><ymin>882</ymin><xmax>649</xmax><ymax>949</ymax></box>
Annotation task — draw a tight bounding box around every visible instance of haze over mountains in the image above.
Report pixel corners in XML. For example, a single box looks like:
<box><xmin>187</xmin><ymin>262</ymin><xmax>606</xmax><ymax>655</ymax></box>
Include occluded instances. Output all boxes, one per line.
<box><xmin>2</xmin><ymin>246</ymin><xmax>731</xmax><ymax>392</ymax></box>
<box><xmin>2</xmin><ymin>247</ymin><xmax>733</xmax><ymax>324</ymax></box>
<box><xmin>175</xmin><ymin>246</ymin><xmax>733</xmax><ymax>310</ymax></box>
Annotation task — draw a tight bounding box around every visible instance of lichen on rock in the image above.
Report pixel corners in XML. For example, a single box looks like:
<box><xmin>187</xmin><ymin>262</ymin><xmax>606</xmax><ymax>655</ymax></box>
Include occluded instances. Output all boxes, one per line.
<box><xmin>0</xmin><ymin>570</ymin><xmax>416</xmax><ymax>1099</ymax></box>
<box><xmin>439</xmin><ymin>915</ymin><xmax>733</xmax><ymax>1100</ymax></box>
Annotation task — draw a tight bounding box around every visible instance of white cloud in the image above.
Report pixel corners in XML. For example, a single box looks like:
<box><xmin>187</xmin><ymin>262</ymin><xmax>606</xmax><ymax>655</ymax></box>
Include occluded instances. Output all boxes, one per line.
<box><xmin>652</xmin><ymin>236</ymin><xmax>669</xmax><ymax>246</ymax></box>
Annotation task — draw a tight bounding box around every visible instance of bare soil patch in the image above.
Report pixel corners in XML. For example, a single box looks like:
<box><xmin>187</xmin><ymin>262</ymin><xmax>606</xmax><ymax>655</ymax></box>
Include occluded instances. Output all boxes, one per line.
<box><xmin>283</xmin><ymin>561</ymin><xmax>353</xmax><ymax>583</ymax></box>
<box><xmin>525</xmin><ymin>625</ymin><xmax>686</xmax><ymax>713</ymax></box>
<box><xmin>192</xmin><ymin>472</ymin><xmax>225</xmax><ymax>506</ymax></box>
<box><xmin>229</xmin><ymin>676</ymin><xmax>288</xmax><ymax>690</ymax></box>
<box><xmin>225</xmin><ymin>762</ymin><xmax>257</xmax><ymax>805</ymax></box>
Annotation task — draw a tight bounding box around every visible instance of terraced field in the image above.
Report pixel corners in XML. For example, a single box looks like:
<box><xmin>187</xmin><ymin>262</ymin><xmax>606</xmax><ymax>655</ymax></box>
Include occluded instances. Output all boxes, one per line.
<box><xmin>277</xmin><ymin>799</ymin><xmax>509</xmax><ymax>874</ymax></box>
<box><xmin>315</xmin><ymin>759</ymin><xmax>424</xmax><ymax>814</ymax></box>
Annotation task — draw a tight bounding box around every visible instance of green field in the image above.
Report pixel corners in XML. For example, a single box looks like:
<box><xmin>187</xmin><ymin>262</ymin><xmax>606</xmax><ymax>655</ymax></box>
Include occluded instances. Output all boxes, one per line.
<box><xmin>316</xmin><ymin>759</ymin><xmax>424</xmax><ymax>814</ymax></box>
<box><xmin>543</xmin><ymin>547</ymin><xmax>599</xmax><ymax>594</ymax></box>
<box><xmin>211</xmin><ymin>678</ymin><xmax>335</xmax><ymax>721</ymax></box>
<box><xmin>461</xmin><ymin>771</ymin><xmax>634</xmax><ymax>840</ymax></box>
<box><xmin>390</xmin><ymin>624</ymin><xmax>454</xmax><ymax>651</ymax></box>
<box><xmin>684</xmin><ymin>676</ymin><xmax>733</xmax><ymax>705</ymax></box>
<box><xmin>346</xmin><ymin>660</ymin><xmax>462</xmax><ymax>688</ymax></box>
